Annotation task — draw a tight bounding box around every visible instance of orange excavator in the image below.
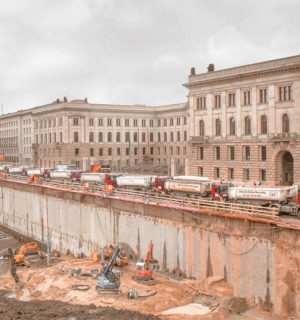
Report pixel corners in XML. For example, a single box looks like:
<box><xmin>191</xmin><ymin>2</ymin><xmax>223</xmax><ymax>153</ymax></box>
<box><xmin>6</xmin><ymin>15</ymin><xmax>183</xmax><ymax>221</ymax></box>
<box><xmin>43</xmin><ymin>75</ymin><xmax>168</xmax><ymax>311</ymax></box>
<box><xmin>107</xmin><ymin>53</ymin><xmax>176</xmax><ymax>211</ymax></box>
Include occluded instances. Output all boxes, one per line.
<box><xmin>90</xmin><ymin>244</ymin><xmax>128</xmax><ymax>267</ymax></box>
<box><xmin>3</xmin><ymin>242</ymin><xmax>45</xmax><ymax>266</ymax></box>
<box><xmin>133</xmin><ymin>241</ymin><xmax>158</xmax><ymax>283</ymax></box>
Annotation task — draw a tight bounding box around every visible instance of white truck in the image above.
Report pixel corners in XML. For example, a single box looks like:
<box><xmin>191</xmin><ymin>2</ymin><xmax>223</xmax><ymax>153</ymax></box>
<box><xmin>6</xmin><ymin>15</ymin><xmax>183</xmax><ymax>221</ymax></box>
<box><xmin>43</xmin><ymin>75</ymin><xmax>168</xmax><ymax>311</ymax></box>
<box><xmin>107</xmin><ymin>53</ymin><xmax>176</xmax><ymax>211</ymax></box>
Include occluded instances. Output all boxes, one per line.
<box><xmin>8</xmin><ymin>166</ymin><xmax>24</xmax><ymax>174</ymax></box>
<box><xmin>164</xmin><ymin>179</ymin><xmax>211</xmax><ymax>197</ymax></box>
<box><xmin>227</xmin><ymin>184</ymin><xmax>300</xmax><ymax>216</ymax></box>
<box><xmin>50</xmin><ymin>170</ymin><xmax>72</xmax><ymax>179</ymax></box>
<box><xmin>116</xmin><ymin>176</ymin><xmax>152</xmax><ymax>189</ymax></box>
<box><xmin>80</xmin><ymin>173</ymin><xmax>106</xmax><ymax>184</ymax></box>
<box><xmin>26</xmin><ymin>168</ymin><xmax>45</xmax><ymax>176</ymax></box>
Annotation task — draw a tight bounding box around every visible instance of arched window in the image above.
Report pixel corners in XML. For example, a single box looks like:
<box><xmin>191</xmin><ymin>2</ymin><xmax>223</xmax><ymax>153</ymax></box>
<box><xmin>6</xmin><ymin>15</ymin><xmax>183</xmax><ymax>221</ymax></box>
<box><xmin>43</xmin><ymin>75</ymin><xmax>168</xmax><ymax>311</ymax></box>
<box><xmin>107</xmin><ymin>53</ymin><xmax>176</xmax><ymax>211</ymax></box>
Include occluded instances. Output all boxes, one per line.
<box><xmin>116</xmin><ymin>132</ymin><xmax>121</xmax><ymax>142</ymax></box>
<box><xmin>261</xmin><ymin>115</ymin><xmax>267</xmax><ymax>134</ymax></box>
<box><xmin>134</xmin><ymin>132</ymin><xmax>138</xmax><ymax>142</ymax></box>
<box><xmin>74</xmin><ymin>131</ymin><xmax>79</xmax><ymax>142</ymax></box>
<box><xmin>125</xmin><ymin>132</ymin><xmax>130</xmax><ymax>142</ymax></box>
<box><xmin>99</xmin><ymin>132</ymin><xmax>103</xmax><ymax>142</ymax></box>
<box><xmin>245</xmin><ymin>116</ymin><xmax>251</xmax><ymax>135</ymax></box>
<box><xmin>157</xmin><ymin>132</ymin><xmax>160</xmax><ymax>142</ymax></box>
<box><xmin>89</xmin><ymin>132</ymin><xmax>94</xmax><ymax>142</ymax></box>
<box><xmin>199</xmin><ymin>120</ymin><xmax>205</xmax><ymax>136</ymax></box>
<box><xmin>107</xmin><ymin>132</ymin><xmax>112</xmax><ymax>142</ymax></box>
<box><xmin>229</xmin><ymin>117</ymin><xmax>235</xmax><ymax>135</ymax></box>
<box><xmin>216</xmin><ymin>119</ymin><xmax>221</xmax><ymax>136</ymax></box>
<box><xmin>282</xmin><ymin>114</ymin><xmax>289</xmax><ymax>133</ymax></box>
<box><xmin>150</xmin><ymin>132</ymin><xmax>153</xmax><ymax>142</ymax></box>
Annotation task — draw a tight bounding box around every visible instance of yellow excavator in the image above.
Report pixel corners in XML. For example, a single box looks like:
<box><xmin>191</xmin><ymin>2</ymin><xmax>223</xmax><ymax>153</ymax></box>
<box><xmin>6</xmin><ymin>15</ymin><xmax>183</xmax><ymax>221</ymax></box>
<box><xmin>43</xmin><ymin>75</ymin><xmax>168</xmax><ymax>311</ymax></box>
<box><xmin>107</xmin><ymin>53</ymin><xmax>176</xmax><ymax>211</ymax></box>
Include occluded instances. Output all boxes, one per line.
<box><xmin>3</xmin><ymin>242</ymin><xmax>45</xmax><ymax>266</ymax></box>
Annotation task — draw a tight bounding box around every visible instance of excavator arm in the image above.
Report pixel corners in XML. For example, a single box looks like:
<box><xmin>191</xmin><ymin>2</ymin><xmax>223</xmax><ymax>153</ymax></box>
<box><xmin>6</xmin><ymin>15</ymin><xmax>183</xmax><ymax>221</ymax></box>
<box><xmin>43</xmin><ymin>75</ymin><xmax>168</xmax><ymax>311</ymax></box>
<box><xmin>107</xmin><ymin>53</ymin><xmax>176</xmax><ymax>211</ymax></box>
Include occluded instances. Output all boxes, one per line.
<box><xmin>17</xmin><ymin>242</ymin><xmax>44</xmax><ymax>258</ymax></box>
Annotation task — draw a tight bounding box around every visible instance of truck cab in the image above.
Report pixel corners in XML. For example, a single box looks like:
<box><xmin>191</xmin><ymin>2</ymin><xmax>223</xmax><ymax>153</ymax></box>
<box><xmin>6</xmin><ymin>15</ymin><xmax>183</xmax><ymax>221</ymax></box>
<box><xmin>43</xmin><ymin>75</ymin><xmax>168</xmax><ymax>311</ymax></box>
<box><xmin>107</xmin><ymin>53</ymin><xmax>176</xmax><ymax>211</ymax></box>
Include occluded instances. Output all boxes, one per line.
<box><xmin>211</xmin><ymin>183</ymin><xmax>229</xmax><ymax>200</ymax></box>
<box><xmin>106</xmin><ymin>174</ymin><xmax>122</xmax><ymax>186</ymax></box>
<box><xmin>154</xmin><ymin>177</ymin><xmax>171</xmax><ymax>191</ymax></box>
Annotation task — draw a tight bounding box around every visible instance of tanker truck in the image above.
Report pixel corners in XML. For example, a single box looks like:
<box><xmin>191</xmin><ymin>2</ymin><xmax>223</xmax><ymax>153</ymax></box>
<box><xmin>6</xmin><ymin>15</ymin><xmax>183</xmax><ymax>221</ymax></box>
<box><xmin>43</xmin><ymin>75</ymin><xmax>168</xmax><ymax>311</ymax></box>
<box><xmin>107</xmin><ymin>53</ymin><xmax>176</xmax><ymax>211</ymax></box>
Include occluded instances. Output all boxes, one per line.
<box><xmin>80</xmin><ymin>173</ymin><xmax>106</xmax><ymax>184</ymax></box>
<box><xmin>26</xmin><ymin>168</ymin><xmax>45</xmax><ymax>176</ymax></box>
<box><xmin>216</xmin><ymin>184</ymin><xmax>300</xmax><ymax>216</ymax></box>
<box><xmin>50</xmin><ymin>170</ymin><xmax>72</xmax><ymax>179</ymax></box>
<box><xmin>163</xmin><ymin>178</ymin><xmax>212</xmax><ymax>197</ymax></box>
<box><xmin>116</xmin><ymin>176</ymin><xmax>152</xmax><ymax>189</ymax></box>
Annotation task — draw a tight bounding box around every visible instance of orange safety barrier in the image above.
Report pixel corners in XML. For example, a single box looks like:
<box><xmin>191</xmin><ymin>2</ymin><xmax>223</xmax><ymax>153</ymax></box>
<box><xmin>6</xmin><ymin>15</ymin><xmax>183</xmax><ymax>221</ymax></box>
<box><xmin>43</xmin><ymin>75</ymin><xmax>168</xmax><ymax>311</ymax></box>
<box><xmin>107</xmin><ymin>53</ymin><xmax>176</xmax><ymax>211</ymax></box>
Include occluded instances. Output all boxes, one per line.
<box><xmin>106</xmin><ymin>184</ymin><xmax>114</xmax><ymax>193</ymax></box>
<box><xmin>1</xmin><ymin>172</ymin><xmax>6</xmax><ymax>178</ymax></box>
<box><xmin>84</xmin><ymin>182</ymin><xmax>90</xmax><ymax>191</ymax></box>
<box><xmin>34</xmin><ymin>176</ymin><xmax>39</xmax><ymax>183</ymax></box>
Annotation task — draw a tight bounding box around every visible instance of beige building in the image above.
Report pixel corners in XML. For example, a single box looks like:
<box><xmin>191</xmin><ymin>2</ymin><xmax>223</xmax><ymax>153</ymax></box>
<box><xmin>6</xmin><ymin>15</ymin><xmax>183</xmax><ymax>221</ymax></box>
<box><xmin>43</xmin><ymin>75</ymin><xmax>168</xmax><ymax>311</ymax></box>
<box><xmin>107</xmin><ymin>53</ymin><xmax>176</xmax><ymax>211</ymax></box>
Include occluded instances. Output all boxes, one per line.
<box><xmin>185</xmin><ymin>55</ymin><xmax>300</xmax><ymax>185</ymax></box>
<box><xmin>22</xmin><ymin>99</ymin><xmax>188</xmax><ymax>173</ymax></box>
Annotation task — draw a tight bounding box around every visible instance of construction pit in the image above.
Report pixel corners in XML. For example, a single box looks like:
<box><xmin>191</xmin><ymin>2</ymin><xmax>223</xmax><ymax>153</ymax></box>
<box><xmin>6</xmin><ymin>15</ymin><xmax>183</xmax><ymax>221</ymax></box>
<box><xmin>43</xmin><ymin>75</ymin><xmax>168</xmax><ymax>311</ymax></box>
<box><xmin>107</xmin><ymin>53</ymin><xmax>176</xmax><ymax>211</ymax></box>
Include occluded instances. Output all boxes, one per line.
<box><xmin>0</xmin><ymin>235</ymin><xmax>291</xmax><ymax>320</ymax></box>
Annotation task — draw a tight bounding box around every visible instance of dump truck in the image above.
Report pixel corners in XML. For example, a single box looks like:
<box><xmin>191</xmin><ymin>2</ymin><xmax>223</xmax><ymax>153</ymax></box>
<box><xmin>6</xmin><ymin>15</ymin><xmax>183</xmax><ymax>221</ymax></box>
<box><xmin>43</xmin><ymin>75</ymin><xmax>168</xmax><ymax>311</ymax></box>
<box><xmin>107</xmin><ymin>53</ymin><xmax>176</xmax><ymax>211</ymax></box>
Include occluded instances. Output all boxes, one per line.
<box><xmin>164</xmin><ymin>179</ymin><xmax>212</xmax><ymax>197</ymax></box>
<box><xmin>80</xmin><ymin>172</ymin><xmax>106</xmax><ymax>184</ymax></box>
<box><xmin>116</xmin><ymin>176</ymin><xmax>152</xmax><ymax>189</ymax></box>
<box><xmin>50</xmin><ymin>170</ymin><xmax>72</xmax><ymax>179</ymax></box>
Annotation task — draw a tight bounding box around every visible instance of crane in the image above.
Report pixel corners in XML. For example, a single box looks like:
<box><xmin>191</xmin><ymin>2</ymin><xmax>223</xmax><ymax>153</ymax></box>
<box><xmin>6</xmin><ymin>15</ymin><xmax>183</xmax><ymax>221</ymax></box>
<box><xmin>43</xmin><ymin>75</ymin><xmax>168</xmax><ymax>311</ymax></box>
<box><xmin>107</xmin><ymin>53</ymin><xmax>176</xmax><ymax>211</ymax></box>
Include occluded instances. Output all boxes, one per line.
<box><xmin>96</xmin><ymin>244</ymin><xmax>122</xmax><ymax>291</ymax></box>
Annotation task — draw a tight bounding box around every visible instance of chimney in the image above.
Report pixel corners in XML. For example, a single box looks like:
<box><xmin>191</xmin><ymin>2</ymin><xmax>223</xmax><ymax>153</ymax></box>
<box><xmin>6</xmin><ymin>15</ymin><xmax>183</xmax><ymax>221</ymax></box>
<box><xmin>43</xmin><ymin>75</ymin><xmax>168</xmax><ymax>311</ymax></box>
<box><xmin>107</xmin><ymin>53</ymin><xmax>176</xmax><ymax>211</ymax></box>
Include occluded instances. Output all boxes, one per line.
<box><xmin>84</xmin><ymin>97</ymin><xmax>88</xmax><ymax>103</ymax></box>
<box><xmin>207</xmin><ymin>64</ymin><xmax>215</xmax><ymax>72</ymax></box>
<box><xmin>64</xmin><ymin>97</ymin><xmax>68</xmax><ymax>103</ymax></box>
<box><xmin>56</xmin><ymin>99</ymin><xmax>60</xmax><ymax>103</ymax></box>
<box><xmin>190</xmin><ymin>67</ymin><xmax>195</xmax><ymax>75</ymax></box>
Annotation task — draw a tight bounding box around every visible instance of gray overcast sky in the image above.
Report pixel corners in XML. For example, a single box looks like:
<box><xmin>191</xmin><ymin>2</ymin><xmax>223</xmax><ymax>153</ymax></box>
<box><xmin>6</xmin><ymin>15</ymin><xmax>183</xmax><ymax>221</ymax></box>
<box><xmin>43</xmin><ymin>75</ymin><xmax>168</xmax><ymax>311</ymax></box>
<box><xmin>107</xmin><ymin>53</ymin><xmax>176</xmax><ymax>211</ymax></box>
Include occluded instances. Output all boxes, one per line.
<box><xmin>0</xmin><ymin>0</ymin><xmax>299</xmax><ymax>112</ymax></box>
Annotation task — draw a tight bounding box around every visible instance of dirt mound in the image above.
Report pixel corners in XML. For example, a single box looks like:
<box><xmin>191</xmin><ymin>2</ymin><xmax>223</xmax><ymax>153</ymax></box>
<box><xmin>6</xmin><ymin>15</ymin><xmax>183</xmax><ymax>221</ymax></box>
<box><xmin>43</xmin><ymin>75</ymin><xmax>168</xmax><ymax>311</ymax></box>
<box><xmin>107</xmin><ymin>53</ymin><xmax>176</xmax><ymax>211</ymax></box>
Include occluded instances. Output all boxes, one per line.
<box><xmin>0</xmin><ymin>291</ymin><xmax>159</xmax><ymax>320</ymax></box>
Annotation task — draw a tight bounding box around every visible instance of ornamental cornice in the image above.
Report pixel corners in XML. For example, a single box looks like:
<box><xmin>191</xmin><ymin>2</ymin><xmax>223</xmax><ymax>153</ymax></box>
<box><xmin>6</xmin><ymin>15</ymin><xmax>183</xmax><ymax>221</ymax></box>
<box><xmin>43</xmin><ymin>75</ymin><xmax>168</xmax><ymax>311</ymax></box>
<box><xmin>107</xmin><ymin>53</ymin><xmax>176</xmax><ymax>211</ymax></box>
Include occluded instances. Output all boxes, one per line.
<box><xmin>183</xmin><ymin>64</ymin><xmax>300</xmax><ymax>89</ymax></box>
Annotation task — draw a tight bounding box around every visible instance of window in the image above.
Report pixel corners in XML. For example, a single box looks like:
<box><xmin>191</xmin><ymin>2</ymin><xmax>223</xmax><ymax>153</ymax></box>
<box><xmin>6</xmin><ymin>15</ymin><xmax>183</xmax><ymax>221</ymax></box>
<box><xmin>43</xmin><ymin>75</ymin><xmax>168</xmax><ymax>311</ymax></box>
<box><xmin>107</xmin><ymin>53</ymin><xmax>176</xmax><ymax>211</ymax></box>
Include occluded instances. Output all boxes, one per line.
<box><xmin>107</xmin><ymin>132</ymin><xmax>112</xmax><ymax>142</ymax></box>
<box><xmin>244</xmin><ymin>146</ymin><xmax>250</xmax><ymax>161</ymax></box>
<box><xmin>125</xmin><ymin>119</ymin><xmax>130</xmax><ymax>127</ymax></box>
<box><xmin>157</xmin><ymin>119</ymin><xmax>161</xmax><ymax>127</ymax></box>
<box><xmin>198</xmin><ymin>167</ymin><xmax>203</xmax><ymax>176</ymax></box>
<box><xmin>215</xmin><ymin>146</ymin><xmax>221</xmax><ymax>160</ymax></box>
<box><xmin>164</xmin><ymin>132</ymin><xmax>167</xmax><ymax>142</ymax></box>
<box><xmin>107</xmin><ymin>118</ymin><xmax>112</xmax><ymax>126</ymax></box>
<box><xmin>98</xmin><ymin>118</ymin><xmax>103</xmax><ymax>126</ymax></box>
<box><xmin>243</xmin><ymin>90</ymin><xmax>251</xmax><ymax>105</ymax></box>
<box><xmin>183</xmin><ymin>116</ymin><xmax>187</xmax><ymax>125</ymax></box>
<box><xmin>117</xmin><ymin>148</ymin><xmax>120</xmax><ymax>156</ymax></box>
<box><xmin>89</xmin><ymin>118</ymin><xmax>94</xmax><ymax>126</ymax></box>
<box><xmin>99</xmin><ymin>148</ymin><xmax>103</xmax><ymax>156</ymax></box>
<box><xmin>196</xmin><ymin>97</ymin><xmax>206</xmax><ymax>110</ymax></box>
<box><xmin>125</xmin><ymin>132</ymin><xmax>130</xmax><ymax>142</ymax></box>
<box><xmin>214</xmin><ymin>168</ymin><xmax>220</xmax><ymax>179</ymax></box>
<box><xmin>279</xmin><ymin>85</ymin><xmax>292</xmax><ymax>101</ymax></box>
<box><xmin>229</xmin><ymin>117</ymin><xmax>235</xmax><ymax>135</ymax></box>
<box><xmin>60</xmin><ymin>132</ymin><xmax>62</xmax><ymax>142</ymax></box>
<box><xmin>59</xmin><ymin>118</ymin><xmax>63</xmax><ymax>126</ymax></box>
<box><xmin>116</xmin><ymin>118</ymin><xmax>121</xmax><ymax>126</ymax></box>
<box><xmin>133</xmin><ymin>119</ymin><xmax>138</xmax><ymax>127</ymax></box>
<box><xmin>243</xmin><ymin>168</ymin><xmax>250</xmax><ymax>181</ymax></box>
<box><xmin>142</xmin><ymin>132</ymin><xmax>146</xmax><ymax>142</ymax></box>
<box><xmin>73</xmin><ymin>118</ymin><xmax>79</xmax><ymax>126</ymax></box>
<box><xmin>134</xmin><ymin>147</ymin><xmax>138</xmax><ymax>155</ymax></box>
<box><xmin>90</xmin><ymin>148</ymin><xmax>94</xmax><ymax>157</ymax></box>
<box><xmin>282</xmin><ymin>114</ymin><xmax>289</xmax><ymax>133</ymax></box>
<box><xmin>176</xmin><ymin>117</ymin><xmax>181</xmax><ymax>125</ymax></box>
<box><xmin>170</xmin><ymin>118</ymin><xmax>174</xmax><ymax>126</ymax></box>
<box><xmin>149</xmin><ymin>120</ymin><xmax>154</xmax><ymax>127</ymax></box>
<box><xmin>108</xmin><ymin>148</ymin><xmax>112</xmax><ymax>156</ymax></box>
<box><xmin>228</xmin><ymin>93</ymin><xmax>235</xmax><ymax>107</ymax></box>
<box><xmin>229</xmin><ymin>146</ymin><xmax>235</xmax><ymax>160</ymax></box>
<box><xmin>170</xmin><ymin>132</ymin><xmax>174</xmax><ymax>142</ymax></box>
<box><xmin>99</xmin><ymin>132</ymin><xmax>103</xmax><ymax>142</ymax></box>
<box><xmin>199</xmin><ymin>120</ymin><xmax>205</xmax><ymax>136</ymax></box>
<box><xmin>183</xmin><ymin>147</ymin><xmax>186</xmax><ymax>155</ymax></box>
<box><xmin>216</xmin><ymin>119</ymin><xmax>221</xmax><ymax>136</ymax></box>
<box><xmin>197</xmin><ymin>146</ymin><xmax>204</xmax><ymax>160</ymax></box>
<box><xmin>157</xmin><ymin>132</ymin><xmax>161</xmax><ymax>142</ymax></box>
<box><xmin>184</xmin><ymin>131</ymin><xmax>187</xmax><ymax>141</ymax></box>
<box><xmin>163</xmin><ymin>119</ymin><xmax>167</xmax><ymax>126</ymax></box>
<box><xmin>116</xmin><ymin>132</ymin><xmax>121</xmax><ymax>142</ymax></box>
<box><xmin>261</xmin><ymin>146</ymin><xmax>267</xmax><ymax>161</ymax></box>
<box><xmin>150</xmin><ymin>132</ymin><xmax>153</xmax><ymax>142</ymax></box>
<box><xmin>177</xmin><ymin>147</ymin><xmax>180</xmax><ymax>155</ymax></box>
<box><xmin>142</xmin><ymin>120</ymin><xmax>146</xmax><ymax>127</ymax></box>
<box><xmin>75</xmin><ymin>148</ymin><xmax>79</xmax><ymax>156</ymax></box>
<box><xmin>89</xmin><ymin>132</ymin><xmax>94</xmax><ymax>142</ymax></box>
<box><xmin>228</xmin><ymin>168</ymin><xmax>234</xmax><ymax>180</ymax></box>
<box><xmin>245</xmin><ymin>116</ymin><xmax>251</xmax><ymax>135</ymax></box>
<box><xmin>134</xmin><ymin>132</ymin><xmax>138</xmax><ymax>142</ymax></box>
<box><xmin>177</xmin><ymin>132</ymin><xmax>180</xmax><ymax>141</ymax></box>
<box><xmin>261</xmin><ymin>115</ymin><xmax>267</xmax><ymax>134</ymax></box>
<box><xmin>170</xmin><ymin>147</ymin><xmax>173</xmax><ymax>155</ymax></box>
<box><xmin>259</xmin><ymin>89</ymin><xmax>267</xmax><ymax>103</ymax></box>
<box><xmin>74</xmin><ymin>132</ymin><xmax>79</xmax><ymax>142</ymax></box>
<box><xmin>260</xmin><ymin>169</ymin><xmax>266</xmax><ymax>181</ymax></box>
<box><xmin>150</xmin><ymin>147</ymin><xmax>154</xmax><ymax>155</ymax></box>
<box><xmin>214</xmin><ymin>95</ymin><xmax>221</xmax><ymax>108</ymax></box>
<box><xmin>142</xmin><ymin>147</ymin><xmax>146</xmax><ymax>155</ymax></box>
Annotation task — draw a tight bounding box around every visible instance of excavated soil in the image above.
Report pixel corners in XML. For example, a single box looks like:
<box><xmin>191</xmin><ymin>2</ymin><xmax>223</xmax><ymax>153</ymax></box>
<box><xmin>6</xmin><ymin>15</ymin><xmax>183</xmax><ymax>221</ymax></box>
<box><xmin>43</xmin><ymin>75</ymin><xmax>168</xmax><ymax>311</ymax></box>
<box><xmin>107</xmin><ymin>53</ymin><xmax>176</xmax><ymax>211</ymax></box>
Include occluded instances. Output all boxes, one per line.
<box><xmin>0</xmin><ymin>291</ymin><xmax>159</xmax><ymax>320</ymax></box>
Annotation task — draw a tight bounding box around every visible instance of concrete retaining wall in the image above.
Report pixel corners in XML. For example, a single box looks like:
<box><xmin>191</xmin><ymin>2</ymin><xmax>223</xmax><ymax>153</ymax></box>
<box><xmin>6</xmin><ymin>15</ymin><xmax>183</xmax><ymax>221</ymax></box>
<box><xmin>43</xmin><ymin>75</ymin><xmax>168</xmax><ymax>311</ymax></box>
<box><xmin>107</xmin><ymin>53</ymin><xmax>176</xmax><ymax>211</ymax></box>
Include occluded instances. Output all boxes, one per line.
<box><xmin>0</xmin><ymin>180</ymin><xmax>299</xmax><ymax>317</ymax></box>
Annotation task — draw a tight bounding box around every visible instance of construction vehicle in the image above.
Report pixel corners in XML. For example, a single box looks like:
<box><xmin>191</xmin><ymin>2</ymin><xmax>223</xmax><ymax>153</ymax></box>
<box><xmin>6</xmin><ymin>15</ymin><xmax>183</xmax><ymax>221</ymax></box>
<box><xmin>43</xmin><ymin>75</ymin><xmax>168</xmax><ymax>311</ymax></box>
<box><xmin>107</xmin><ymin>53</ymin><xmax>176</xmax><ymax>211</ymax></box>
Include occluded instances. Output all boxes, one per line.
<box><xmin>96</xmin><ymin>244</ymin><xmax>122</xmax><ymax>292</ymax></box>
<box><xmin>133</xmin><ymin>241</ymin><xmax>158</xmax><ymax>284</ymax></box>
<box><xmin>116</xmin><ymin>176</ymin><xmax>152</xmax><ymax>189</ymax></box>
<box><xmin>2</xmin><ymin>242</ymin><xmax>45</xmax><ymax>267</ymax></box>
<box><xmin>91</xmin><ymin>244</ymin><xmax>128</xmax><ymax>267</ymax></box>
<box><xmin>163</xmin><ymin>178</ymin><xmax>212</xmax><ymax>197</ymax></box>
<box><xmin>80</xmin><ymin>172</ymin><xmax>106</xmax><ymax>184</ymax></box>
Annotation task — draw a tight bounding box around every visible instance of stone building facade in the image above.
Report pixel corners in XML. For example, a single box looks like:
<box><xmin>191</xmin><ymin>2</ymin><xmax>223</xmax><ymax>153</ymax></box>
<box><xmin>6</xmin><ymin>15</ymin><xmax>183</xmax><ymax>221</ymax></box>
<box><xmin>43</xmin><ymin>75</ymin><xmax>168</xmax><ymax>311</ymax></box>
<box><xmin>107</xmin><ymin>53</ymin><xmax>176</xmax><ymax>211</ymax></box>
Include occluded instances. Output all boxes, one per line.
<box><xmin>185</xmin><ymin>55</ymin><xmax>300</xmax><ymax>185</ymax></box>
<box><xmin>30</xmin><ymin>100</ymin><xmax>189</xmax><ymax>172</ymax></box>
